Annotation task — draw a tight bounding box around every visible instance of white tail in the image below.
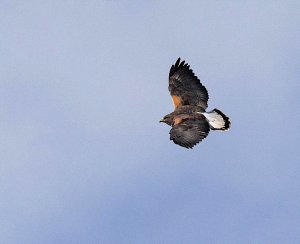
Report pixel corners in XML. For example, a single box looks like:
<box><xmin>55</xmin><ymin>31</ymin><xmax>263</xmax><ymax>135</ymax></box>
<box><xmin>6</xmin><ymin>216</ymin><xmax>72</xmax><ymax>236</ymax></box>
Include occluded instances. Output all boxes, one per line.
<box><xmin>202</xmin><ymin>109</ymin><xmax>231</xmax><ymax>130</ymax></box>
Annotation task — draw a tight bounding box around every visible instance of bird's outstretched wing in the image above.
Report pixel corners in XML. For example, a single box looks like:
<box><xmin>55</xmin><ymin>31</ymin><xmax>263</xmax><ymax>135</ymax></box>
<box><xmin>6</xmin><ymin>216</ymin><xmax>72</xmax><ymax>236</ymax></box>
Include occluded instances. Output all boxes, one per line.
<box><xmin>169</xmin><ymin>58</ymin><xmax>209</xmax><ymax>110</ymax></box>
<box><xmin>169</xmin><ymin>119</ymin><xmax>210</xmax><ymax>149</ymax></box>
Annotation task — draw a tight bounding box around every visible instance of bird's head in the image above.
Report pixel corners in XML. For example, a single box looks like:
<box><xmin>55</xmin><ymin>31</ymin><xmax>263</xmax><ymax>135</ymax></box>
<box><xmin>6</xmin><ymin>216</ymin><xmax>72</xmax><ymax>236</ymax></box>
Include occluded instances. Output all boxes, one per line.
<box><xmin>160</xmin><ymin>115</ymin><xmax>173</xmax><ymax>126</ymax></box>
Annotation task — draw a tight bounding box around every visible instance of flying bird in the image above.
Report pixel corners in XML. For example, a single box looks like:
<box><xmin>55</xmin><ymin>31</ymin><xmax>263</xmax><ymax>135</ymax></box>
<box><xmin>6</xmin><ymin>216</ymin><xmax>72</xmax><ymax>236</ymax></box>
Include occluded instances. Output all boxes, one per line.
<box><xmin>160</xmin><ymin>58</ymin><xmax>231</xmax><ymax>148</ymax></box>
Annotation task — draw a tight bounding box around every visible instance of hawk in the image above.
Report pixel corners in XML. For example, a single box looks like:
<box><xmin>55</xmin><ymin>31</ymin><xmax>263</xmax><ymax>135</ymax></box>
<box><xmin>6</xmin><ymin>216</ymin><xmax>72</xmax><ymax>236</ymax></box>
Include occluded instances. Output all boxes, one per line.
<box><xmin>160</xmin><ymin>58</ymin><xmax>231</xmax><ymax>148</ymax></box>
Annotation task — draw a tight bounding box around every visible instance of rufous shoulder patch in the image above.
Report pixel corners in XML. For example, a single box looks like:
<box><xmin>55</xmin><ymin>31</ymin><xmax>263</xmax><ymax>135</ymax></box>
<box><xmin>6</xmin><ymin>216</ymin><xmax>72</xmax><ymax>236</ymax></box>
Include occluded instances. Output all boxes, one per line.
<box><xmin>174</xmin><ymin>117</ymin><xmax>182</xmax><ymax>125</ymax></box>
<box><xmin>171</xmin><ymin>95</ymin><xmax>182</xmax><ymax>109</ymax></box>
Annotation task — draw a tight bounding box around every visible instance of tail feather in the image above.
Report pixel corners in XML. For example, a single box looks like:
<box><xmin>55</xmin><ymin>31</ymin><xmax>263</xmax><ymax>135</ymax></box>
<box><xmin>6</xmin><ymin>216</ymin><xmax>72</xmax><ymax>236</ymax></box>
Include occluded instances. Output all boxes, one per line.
<box><xmin>203</xmin><ymin>109</ymin><xmax>231</xmax><ymax>131</ymax></box>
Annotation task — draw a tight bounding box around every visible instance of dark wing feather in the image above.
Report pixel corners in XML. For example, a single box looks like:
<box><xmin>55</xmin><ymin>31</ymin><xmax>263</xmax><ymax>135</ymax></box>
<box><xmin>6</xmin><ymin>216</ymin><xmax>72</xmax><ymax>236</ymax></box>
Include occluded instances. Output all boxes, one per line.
<box><xmin>169</xmin><ymin>119</ymin><xmax>210</xmax><ymax>149</ymax></box>
<box><xmin>169</xmin><ymin>58</ymin><xmax>209</xmax><ymax>110</ymax></box>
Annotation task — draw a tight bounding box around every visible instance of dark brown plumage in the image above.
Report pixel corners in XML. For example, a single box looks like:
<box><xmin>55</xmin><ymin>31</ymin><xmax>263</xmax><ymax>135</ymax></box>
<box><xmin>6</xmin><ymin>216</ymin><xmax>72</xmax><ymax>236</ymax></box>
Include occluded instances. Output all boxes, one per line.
<box><xmin>160</xmin><ymin>58</ymin><xmax>231</xmax><ymax>148</ymax></box>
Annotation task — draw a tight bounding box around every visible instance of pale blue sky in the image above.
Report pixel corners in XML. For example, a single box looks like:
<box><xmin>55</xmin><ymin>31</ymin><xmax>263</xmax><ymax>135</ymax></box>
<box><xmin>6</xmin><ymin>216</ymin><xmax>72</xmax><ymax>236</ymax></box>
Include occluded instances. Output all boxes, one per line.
<box><xmin>1</xmin><ymin>1</ymin><xmax>300</xmax><ymax>243</ymax></box>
